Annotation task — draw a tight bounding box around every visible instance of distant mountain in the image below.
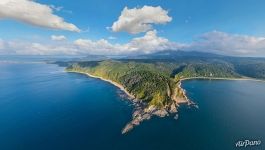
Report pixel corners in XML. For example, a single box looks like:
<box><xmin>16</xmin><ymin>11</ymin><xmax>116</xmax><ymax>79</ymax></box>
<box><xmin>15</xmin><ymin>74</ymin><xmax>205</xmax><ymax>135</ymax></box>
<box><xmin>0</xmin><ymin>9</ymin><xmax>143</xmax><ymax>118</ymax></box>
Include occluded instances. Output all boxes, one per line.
<box><xmin>126</xmin><ymin>50</ymin><xmax>265</xmax><ymax>79</ymax></box>
<box><xmin>51</xmin><ymin>55</ymin><xmax>107</xmax><ymax>67</ymax></box>
<box><xmin>82</xmin><ymin>55</ymin><xmax>109</xmax><ymax>61</ymax></box>
<box><xmin>128</xmin><ymin>50</ymin><xmax>224</xmax><ymax>59</ymax></box>
<box><xmin>55</xmin><ymin>50</ymin><xmax>265</xmax><ymax>79</ymax></box>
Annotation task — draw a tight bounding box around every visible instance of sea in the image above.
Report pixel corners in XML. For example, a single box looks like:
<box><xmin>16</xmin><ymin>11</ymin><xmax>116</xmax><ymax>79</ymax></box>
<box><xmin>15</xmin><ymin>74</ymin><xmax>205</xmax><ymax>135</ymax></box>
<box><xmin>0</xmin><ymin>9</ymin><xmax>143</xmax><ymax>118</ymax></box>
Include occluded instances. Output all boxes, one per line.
<box><xmin>0</xmin><ymin>56</ymin><xmax>264</xmax><ymax>150</ymax></box>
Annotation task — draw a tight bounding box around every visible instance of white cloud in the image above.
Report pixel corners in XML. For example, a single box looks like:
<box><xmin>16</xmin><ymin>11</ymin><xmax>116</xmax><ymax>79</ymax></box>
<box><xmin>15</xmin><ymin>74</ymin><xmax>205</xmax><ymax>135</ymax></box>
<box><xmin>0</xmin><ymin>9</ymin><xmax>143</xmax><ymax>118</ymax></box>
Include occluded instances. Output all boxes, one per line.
<box><xmin>74</xmin><ymin>30</ymin><xmax>178</xmax><ymax>54</ymax></box>
<box><xmin>1</xmin><ymin>31</ymin><xmax>265</xmax><ymax>56</ymax></box>
<box><xmin>0</xmin><ymin>0</ymin><xmax>80</xmax><ymax>32</ymax></box>
<box><xmin>111</xmin><ymin>6</ymin><xmax>172</xmax><ymax>34</ymax></box>
<box><xmin>125</xmin><ymin>30</ymin><xmax>179</xmax><ymax>53</ymax></box>
<box><xmin>187</xmin><ymin>31</ymin><xmax>265</xmax><ymax>56</ymax></box>
<box><xmin>51</xmin><ymin>35</ymin><xmax>67</xmax><ymax>41</ymax></box>
<box><xmin>74</xmin><ymin>38</ymin><xmax>121</xmax><ymax>54</ymax></box>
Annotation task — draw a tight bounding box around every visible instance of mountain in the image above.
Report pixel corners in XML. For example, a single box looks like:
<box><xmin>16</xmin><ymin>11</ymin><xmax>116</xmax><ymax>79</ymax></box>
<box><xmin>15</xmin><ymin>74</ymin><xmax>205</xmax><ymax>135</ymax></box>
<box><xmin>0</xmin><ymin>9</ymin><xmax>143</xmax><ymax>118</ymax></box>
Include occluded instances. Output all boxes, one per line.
<box><xmin>127</xmin><ymin>50</ymin><xmax>224</xmax><ymax>60</ymax></box>
<box><xmin>125</xmin><ymin>50</ymin><xmax>265</xmax><ymax>79</ymax></box>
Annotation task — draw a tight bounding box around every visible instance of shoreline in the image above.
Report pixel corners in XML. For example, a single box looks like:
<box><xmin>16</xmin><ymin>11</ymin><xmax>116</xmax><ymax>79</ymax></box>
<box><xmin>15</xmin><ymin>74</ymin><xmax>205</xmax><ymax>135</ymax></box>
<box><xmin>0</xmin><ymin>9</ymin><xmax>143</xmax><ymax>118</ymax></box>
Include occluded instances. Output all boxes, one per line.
<box><xmin>67</xmin><ymin>70</ymin><xmax>265</xmax><ymax>133</ymax></box>
<box><xmin>180</xmin><ymin>77</ymin><xmax>265</xmax><ymax>83</ymax></box>
<box><xmin>67</xmin><ymin>71</ymin><xmax>264</xmax><ymax>109</ymax></box>
<box><xmin>67</xmin><ymin>70</ymin><xmax>135</xmax><ymax>99</ymax></box>
<box><xmin>177</xmin><ymin>81</ymin><xmax>194</xmax><ymax>105</ymax></box>
<box><xmin>67</xmin><ymin>71</ymin><xmax>264</xmax><ymax>106</ymax></box>
<box><xmin>67</xmin><ymin>70</ymin><xmax>191</xmax><ymax>106</ymax></box>
<box><xmin>66</xmin><ymin>70</ymin><xmax>191</xmax><ymax>134</ymax></box>
<box><xmin>67</xmin><ymin>70</ymin><xmax>173</xmax><ymax>134</ymax></box>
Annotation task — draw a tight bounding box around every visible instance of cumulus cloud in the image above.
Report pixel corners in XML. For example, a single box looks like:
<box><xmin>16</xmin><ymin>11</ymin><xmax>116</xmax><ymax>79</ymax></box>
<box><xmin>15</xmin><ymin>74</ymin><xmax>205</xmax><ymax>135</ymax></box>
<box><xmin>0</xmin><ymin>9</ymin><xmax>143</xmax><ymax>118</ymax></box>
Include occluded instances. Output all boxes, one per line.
<box><xmin>111</xmin><ymin>6</ymin><xmax>172</xmax><ymax>34</ymax></box>
<box><xmin>74</xmin><ymin>30</ymin><xmax>178</xmax><ymax>54</ymax></box>
<box><xmin>125</xmin><ymin>30</ymin><xmax>179</xmax><ymax>53</ymax></box>
<box><xmin>1</xmin><ymin>31</ymin><xmax>265</xmax><ymax>56</ymax></box>
<box><xmin>0</xmin><ymin>0</ymin><xmax>80</xmax><ymax>32</ymax></box>
<box><xmin>187</xmin><ymin>31</ymin><xmax>265</xmax><ymax>56</ymax></box>
<box><xmin>74</xmin><ymin>38</ymin><xmax>121</xmax><ymax>54</ymax></box>
<box><xmin>74</xmin><ymin>31</ymin><xmax>265</xmax><ymax>56</ymax></box>
<box><xmin>51</xmin><ymin>35</ymin><xmax>67</xmax><ymax>41</ymax></box>
<box><xmin>0</xmin><ymin>30</ymin><xmax>177</xmax><ymax>55</ymax></box>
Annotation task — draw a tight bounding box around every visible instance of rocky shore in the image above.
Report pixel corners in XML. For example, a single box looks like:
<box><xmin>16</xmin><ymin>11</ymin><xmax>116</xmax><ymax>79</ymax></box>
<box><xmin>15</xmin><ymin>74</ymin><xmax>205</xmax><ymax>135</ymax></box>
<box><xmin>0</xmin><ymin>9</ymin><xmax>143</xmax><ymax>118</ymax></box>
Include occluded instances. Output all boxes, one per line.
<box><xmin>121</xmin><ymin>104</ymin><xmax>170</xmax><ymax>134</ymax></box>
<box><xmin>67</xmin><ymin>70</ymin><xmax>197</xmax><ymax>134</ymax></box>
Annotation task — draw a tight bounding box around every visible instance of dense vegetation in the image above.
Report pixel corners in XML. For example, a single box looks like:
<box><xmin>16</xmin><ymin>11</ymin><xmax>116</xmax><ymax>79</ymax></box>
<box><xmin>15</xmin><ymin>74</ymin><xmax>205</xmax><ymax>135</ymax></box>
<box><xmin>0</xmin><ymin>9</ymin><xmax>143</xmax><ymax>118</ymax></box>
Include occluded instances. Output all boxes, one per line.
<box><xmin>66</xmin><ymin>61</ymin><xmax>180</xmax><ymax>107</ymax></box>
<box><xmin>231</xmin><ymin>59</ymin><xmax>265</xmax><ymax>79</ymax></box>
<box><xmin>174</xmin><ymin>63</ymin><xmax>241</xmax><ymax>79</ymax></box>
<box><xmin>127</xmin><ymin>50</ymin><xmax>265</xmax><ymax>79</ymax></box>
<box><xmin>64</xmin><ymin>50</ymin><xmax>265</xmax><ymax>108</ymax></box>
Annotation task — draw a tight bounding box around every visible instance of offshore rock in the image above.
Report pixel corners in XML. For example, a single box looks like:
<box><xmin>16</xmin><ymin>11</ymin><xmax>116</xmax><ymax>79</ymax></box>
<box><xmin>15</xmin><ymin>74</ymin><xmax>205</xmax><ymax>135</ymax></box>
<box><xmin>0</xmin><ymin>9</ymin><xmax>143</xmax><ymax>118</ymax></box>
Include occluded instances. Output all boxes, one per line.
<box><xmin>174</xmin><ymin>114</ymin><xmax>179</xmax><ymax>120</ymax></box>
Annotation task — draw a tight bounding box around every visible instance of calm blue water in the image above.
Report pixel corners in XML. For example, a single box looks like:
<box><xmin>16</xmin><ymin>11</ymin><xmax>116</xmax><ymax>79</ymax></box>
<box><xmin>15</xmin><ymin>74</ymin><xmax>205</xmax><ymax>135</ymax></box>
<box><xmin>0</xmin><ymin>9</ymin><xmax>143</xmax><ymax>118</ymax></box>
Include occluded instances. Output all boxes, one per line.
<box><xmin>0</xmin><ymin>60</ymin><xmax>264</xmax><ymax>150</ymax></box>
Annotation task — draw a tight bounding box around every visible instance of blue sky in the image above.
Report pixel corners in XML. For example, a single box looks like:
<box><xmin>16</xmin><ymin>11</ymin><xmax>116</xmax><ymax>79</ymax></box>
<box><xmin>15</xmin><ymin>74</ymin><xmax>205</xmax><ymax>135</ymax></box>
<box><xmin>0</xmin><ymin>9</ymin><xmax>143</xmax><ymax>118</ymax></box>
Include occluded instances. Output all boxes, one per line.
<box><xmin>1</xmin><ymin>0</ymin><xmax>265</xmax><ymax>56</ymax></box>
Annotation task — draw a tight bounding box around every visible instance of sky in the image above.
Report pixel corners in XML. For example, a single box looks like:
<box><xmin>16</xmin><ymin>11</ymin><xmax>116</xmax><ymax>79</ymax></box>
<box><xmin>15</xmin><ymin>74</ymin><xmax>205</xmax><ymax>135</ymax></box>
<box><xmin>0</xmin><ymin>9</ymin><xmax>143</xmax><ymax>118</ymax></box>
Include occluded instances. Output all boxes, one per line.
<box><xmin>0</xmin><ymin>0</ymin><xmax>265</xmax><ymax>56</ymax></box>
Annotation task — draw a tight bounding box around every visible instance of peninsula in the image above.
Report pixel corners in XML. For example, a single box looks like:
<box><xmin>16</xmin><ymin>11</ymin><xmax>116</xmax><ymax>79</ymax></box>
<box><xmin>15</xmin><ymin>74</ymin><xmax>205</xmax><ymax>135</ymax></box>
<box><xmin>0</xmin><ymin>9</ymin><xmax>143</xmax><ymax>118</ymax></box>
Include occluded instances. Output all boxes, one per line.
<box><xmin>62</xmin><ymin>50</ymin><xmax>265</xmax><ymax>134</ymax></box>
<box><xmin>66</xmin><ymin>60</ymin><xmax>192</xmax><ymax>133</ymax></box>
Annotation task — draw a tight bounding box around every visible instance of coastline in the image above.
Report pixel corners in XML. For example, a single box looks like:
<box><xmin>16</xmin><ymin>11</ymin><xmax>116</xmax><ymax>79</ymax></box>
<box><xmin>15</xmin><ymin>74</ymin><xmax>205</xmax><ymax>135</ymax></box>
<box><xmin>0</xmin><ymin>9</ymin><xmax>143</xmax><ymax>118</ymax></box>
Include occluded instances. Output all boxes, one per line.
<box><xmin>66</xmin><ymin>71</ymin><xmax>263</xmax><ymax>111</ymax></box>
<box><xmin>177</xmin><ymin>77</ymin><xmax>264</xmax><ymax>106</ymax></box>
<box><xmin>176</xmin><ymin>81</ymin><xmax>194</xmax><ymax>105</ymax></box>
<box><xmin>67</xmin><ymin>70</ymin><xmax>191</xmax><ymax>106</ymax></box>
<box><xmin>67</xmin><ymin>70</ymin><xmax>265</xmax><ymax>134</ymax></box>
<box><xmin>180</xmin><ymin>77</ymin><xmax>265</xmax><ymax>83</ymax></box>
<box><xmin>66</xmin><ymin>70</ymin><xmax>192</xmax><ymax>134</ymax></box>
<box><xmin>67</xmin><ymin>70</ymin><xmax>135</xmax><ymax>99</ymax></box>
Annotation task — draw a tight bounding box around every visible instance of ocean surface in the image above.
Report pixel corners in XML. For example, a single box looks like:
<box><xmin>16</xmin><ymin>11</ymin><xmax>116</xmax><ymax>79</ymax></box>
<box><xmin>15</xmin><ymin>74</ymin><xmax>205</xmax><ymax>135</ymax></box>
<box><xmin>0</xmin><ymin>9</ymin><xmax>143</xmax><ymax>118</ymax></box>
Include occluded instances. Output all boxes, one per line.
<box><xmin>0</xmin><ymin>58</ymin><xmax>264</xmax><ymax>150</ymax></box>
